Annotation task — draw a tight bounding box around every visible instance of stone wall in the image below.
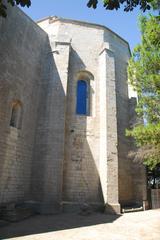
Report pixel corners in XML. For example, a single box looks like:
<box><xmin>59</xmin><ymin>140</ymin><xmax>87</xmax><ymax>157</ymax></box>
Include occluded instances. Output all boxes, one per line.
<box><xmin>31</xmin><ymin>30</ymin><xmax>71</xmax><ymax>213</ymax></box>
<box><xmin>103</xmin><ymin>31</ymin><xmax>133</xmax><ymax>204</ymax></box>
<box><xmin>38</xmin><ymin>18</ymin><xmax>136</xmax><ymax>212</ymax></box>
<box><xmin>0</xmin><ymin>6</ymin><xmax>48</xmax><ymax>204</ymax></box>
<box><xmin>0</xmin><ymin>9</ymin><xmax>147</xmax><ymax>212</ymax></box>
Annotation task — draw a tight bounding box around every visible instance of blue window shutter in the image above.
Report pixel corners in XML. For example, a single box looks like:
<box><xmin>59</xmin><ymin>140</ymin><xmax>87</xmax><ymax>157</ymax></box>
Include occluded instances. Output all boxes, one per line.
<box><xmin>76</xmin><ymin>80</ymin><xmax>87</xmax><ymax>115</ymax></box>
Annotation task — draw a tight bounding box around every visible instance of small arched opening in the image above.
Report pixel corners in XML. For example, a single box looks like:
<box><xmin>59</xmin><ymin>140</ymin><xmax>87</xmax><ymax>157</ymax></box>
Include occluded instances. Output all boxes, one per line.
<box><xmin>10</xmin><ymin>100</ymin><xmax>23</xmax><ymax>129</ymax></box>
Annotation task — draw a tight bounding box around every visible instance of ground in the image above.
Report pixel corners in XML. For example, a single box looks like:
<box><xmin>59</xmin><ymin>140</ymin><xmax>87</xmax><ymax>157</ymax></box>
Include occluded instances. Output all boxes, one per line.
<box><xmin>0</xmin><ymin>209</ymin><xmax>160</xmax><ymax>240</ymax></box>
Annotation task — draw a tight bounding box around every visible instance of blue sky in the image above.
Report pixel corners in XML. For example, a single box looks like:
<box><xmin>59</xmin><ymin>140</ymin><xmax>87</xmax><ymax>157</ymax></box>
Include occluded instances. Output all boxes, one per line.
<box><xmin>21</xmin><ymin>0</ymin><xmax>147</xmax><ymax>50</ymax></box>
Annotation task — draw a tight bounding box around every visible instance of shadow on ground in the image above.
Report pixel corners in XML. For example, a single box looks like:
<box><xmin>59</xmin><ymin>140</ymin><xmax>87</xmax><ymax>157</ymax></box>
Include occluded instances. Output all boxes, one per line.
<box><xmin>0</xmin><ymin>212</ymin><xmax>120</xmax><ymax>239</ymax></box>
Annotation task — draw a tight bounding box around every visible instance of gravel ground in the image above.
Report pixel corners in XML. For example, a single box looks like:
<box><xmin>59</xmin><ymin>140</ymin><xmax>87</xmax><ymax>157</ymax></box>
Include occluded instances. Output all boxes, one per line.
<box><xmin>0</xmin><ymin>209</ymin><xmax>160</xmax><ymax>240</ymax></box>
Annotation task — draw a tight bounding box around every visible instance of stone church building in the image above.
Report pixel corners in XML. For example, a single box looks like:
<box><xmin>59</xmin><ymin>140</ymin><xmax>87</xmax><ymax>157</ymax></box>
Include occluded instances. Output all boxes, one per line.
<box><xmin>0</xmin><ymin>6</ymin><xmax>147</xmax><ymax>214</ymax></box>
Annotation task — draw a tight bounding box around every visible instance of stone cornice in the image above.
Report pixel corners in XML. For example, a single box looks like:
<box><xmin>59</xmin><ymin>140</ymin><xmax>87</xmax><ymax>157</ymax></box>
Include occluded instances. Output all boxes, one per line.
<box><xmin>37</xmin><ymin>16</ymin><xmax>131</xmax><ymax>56</ymax></box>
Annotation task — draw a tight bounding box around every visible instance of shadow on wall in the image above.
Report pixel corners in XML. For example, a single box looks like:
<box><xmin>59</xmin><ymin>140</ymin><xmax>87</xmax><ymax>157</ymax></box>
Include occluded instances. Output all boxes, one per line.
<box><xmin>0</xmin><ymin>212</ymin><xmax>120</xmax><ymax>239</ymax></box>
<box><xmin>31</xmin><ymin>36</ymin><xmax>67</xmax><ymax>209</ymax></box>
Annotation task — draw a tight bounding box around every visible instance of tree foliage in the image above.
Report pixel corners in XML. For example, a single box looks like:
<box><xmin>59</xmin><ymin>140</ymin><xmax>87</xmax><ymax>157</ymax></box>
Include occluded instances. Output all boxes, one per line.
<box><xmin>87</xmin><ymin>0</ymin><xmax>160</xmax><ymax>12</ymax></box>
<box><xmin>0</xmin><ymin>0</ymin><xmax>159</xmax><ymax>18</ymax></box>
<box><xmin>126</xmin><ymin>124</ymin><xmax>160</xmax><ymax>169</ymax></box>
<box><xmin>0</xmin><ymin>0</ymin><xmax>31</xmax><ymax>17</ymax></box>
<box><xmin>127</xmin><ymin>15</ymin><xmax>160</xmax><ymax>170</ymax></box>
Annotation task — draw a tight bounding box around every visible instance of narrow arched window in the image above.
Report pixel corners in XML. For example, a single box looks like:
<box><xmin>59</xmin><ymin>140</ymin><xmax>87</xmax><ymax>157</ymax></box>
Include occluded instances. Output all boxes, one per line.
<box><xmin>76</xmin><ymin>80</ymin><xmax>88</xmax><ymax>115</ymax></box>
<box><xmin>75</xmin><ymin>70</ymin><xmax>94</xmax><ymax>116</ymax></box>
<box><xmin>10</xmin><ymin>101</ymin><xmax>22</xmax><ymax>129</ymax></box>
